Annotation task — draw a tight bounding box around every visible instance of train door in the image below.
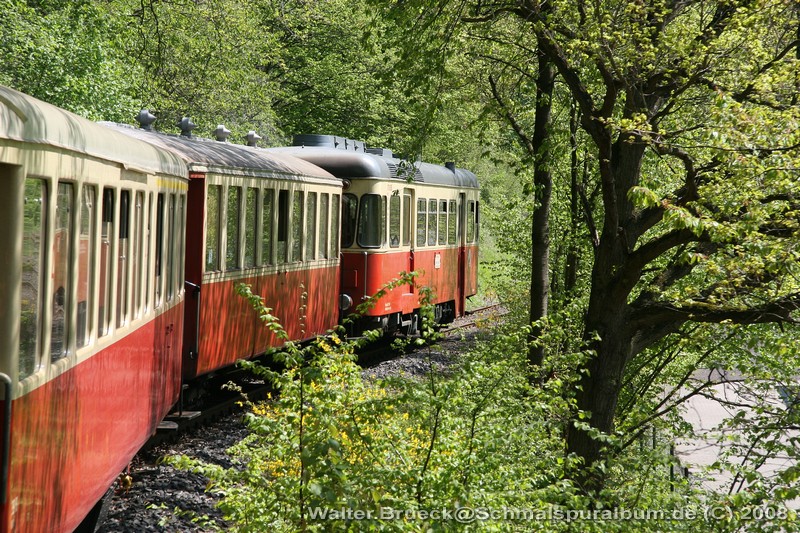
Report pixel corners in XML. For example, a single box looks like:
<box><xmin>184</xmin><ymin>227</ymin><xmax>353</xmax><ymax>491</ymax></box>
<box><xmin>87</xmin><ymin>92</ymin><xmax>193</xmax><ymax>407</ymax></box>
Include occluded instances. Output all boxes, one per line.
<box><xmin>153</xmin><ymin>193</ymin><xmax>176</xmax><ymax>392</ymax></box>
<box><xmin>403</xmin><ymin>188</ymin><xmax>414</xmax><ymax>296</ymax></box>
<box><xmin>457</xmin><ymin>192</ymin><xmax>467</xmax><ymax>316</ymax></box>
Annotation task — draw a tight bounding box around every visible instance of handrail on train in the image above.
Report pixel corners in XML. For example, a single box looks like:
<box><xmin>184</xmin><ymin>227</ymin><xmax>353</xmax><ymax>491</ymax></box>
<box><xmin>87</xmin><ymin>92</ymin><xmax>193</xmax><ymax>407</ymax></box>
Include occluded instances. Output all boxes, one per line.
<box><xmin>0</xmin><ymin>372</ymin><xmax>12</xmax><ymax>505</ymax></box>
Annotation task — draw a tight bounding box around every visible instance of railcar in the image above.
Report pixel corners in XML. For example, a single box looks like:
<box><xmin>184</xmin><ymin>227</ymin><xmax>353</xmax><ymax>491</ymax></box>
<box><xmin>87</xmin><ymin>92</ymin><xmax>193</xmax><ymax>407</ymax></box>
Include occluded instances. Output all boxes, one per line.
<box><xmin>0</xmin><ymin>85</ymin><xmax>480</xmax><ymax>533</ymax></box>
<box><xmin>0</xmin><ymin>86</ymin><xmax>189</xmax><ymax>533</ymax></box>
<box><xmin>106</xmin><ymin>125</ymin><xmax>343</xmax><ymax>380</ymax></box>
<box><xmin>268</xmin><ymin>134</ymin><xmax>480</xmax><ymax>334</ymax></box>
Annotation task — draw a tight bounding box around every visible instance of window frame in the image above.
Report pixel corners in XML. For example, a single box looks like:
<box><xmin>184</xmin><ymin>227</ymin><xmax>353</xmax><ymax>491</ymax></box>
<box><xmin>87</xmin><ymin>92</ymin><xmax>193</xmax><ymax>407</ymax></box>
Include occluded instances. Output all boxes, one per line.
<box><xmin>416</xmin><ymin>198</ymin><xmax>427</xmax><ymax>247</ymax></box>
<box><xmin>305</xmin><ymin>191</ymin><xmax>317</xmax><ymax>261</ymax></box>
<box><xmin>244</xmin><ymin>187</ymin><xmax>258</xmax><ymax>268</ymax></box>
<box><xmin>357</xmin><ymin>194</ymin><xmax>387</xmax><ymax>249</ymax></box>
<box><xmin>261</xmin><ymin>188</ymin><xmax>275</xmax><ymax>266</ymax></box>
<box><xmin>341</xmin><ymin>193</ymin><xmax>358</xmax><ymax>249</ymax></box>
<box><xmin>319</xmin><ymin>193</ymin><xmax>329</xmax><ymax>259</ymax></box>
<box><xmin>389</xmin><ymin>194</ymin><xmax>401</xmax><ymax>248</ymax></box>
<box><xmin>76</xmin><ymin>184</ymin><xmax>96</xmax><ymax>349</ymax></box>
<box><xmin>225</xmin><ymin>186</ymin><xmax>241</xmax><ymax>270</ymax></box>
<box><xmin>427</xmin><ymin>199</ymin><xmax>437</xmax><ymax>246</ymax></box>
<box><xmin>205</xmin><ymin>184</ymin><xmax>221</xmax><ymax>272</ymax></box>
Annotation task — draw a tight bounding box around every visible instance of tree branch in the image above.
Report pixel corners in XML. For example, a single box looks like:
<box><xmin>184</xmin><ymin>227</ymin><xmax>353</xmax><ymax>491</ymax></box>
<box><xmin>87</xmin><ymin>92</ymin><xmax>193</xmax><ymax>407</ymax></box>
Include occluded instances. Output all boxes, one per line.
<box><xmin>488</xmin><ymin>74</ymin><xmax>535</xmax><ymax>156</ymax></box>
<box><xmin>633</xmin><ymin>295</ymin><xmax>800</xmax><ymax>330</ymax></box>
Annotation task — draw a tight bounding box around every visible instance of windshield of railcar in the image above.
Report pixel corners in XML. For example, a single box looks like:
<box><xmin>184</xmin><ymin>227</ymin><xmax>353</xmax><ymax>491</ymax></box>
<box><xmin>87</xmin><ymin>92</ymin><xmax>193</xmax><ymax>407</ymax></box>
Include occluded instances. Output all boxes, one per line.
<box><xmin>357</xmin><ymin>194</ymin><xmax>386</xmax><ymax>248</ymax></box>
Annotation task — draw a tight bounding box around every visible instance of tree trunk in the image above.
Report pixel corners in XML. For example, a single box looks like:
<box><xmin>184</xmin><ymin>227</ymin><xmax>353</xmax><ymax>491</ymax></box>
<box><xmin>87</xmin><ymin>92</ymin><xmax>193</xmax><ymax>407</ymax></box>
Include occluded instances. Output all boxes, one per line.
<box><xmin>528</xmin><ymin>48</ymin><xmax>556</xmax><ymax>370</ymax></box>
<box><xmin>566</xmin><ymin>307</ymin><xmax>632</xmax><ymax>492</ymax></box>
<box><xmin>564</xmin><ymin>100</ymin><xmax>580</xmax><ymax>295</ymax></box>
<box><xmin>565</xmin><ymin>135</ymin><xmax>647</xmax><ymax>492</ymax></box>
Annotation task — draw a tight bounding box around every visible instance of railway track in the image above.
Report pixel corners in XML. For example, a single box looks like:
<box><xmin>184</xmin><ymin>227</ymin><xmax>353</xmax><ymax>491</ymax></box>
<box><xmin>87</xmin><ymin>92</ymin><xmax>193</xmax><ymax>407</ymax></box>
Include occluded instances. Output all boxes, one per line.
<box><xmin>441</xmin><ymin>302</ymin><xmax>507</xmax><ymax>334</ymax></box>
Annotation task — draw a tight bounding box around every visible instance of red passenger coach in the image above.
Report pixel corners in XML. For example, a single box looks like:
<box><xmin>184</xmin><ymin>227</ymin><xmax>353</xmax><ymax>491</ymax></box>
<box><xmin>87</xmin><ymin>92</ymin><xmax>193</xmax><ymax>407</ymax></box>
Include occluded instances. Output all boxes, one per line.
<box><xmin>270</xmin><ymin>135</ymin><xmax>480</xmax><ymax>333</ymax></box>
<box><xmin>0</xmin><ymin>84</ymin><xmax>476</xmax><ymax>532</ymax></box>
<box><xmin>108</xmin><ymin>126</ymin><xmax>344</xmax><ymax>380</ymax></box>
<box><xmin>0</xmin><ymin>87</ymin><xmax>188</xmax><ymax>532</ymax></box>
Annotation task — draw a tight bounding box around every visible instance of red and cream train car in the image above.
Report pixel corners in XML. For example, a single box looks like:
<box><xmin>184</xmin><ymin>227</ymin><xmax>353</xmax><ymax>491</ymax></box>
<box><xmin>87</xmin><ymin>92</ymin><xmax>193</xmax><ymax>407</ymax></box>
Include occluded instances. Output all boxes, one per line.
<box><xmin>269</xmin><ymin>134</ymin><xmax>480</xmax><ymax>333</ymax></box>
<box><xmin>0</xmin><ymin>86</ymin><xmax>189</xmax><ymax>533</ymax></box>
<box><xmin>0</xmin><ymin>86</ymin><xmax>479</xmax><ymax>532</ymax></box>
<box><xmin>106</xmin><ymin>126</ymin><xmax>344</xmax><ymax>380</ymax></box>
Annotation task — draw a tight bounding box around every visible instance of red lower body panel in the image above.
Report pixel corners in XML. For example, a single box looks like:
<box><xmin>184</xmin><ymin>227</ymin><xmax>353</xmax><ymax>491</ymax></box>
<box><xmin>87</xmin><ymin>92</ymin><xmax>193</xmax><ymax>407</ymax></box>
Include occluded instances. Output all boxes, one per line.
<box><xmin>184</xmin><ymin>265</ymin><xmax>340</xmax><ymax>380</ymax></box>
<box><xmin>341</xmin><ymin>245</ymin><xmax>478</xmax><ymax>318</ymax></box>
<box><xmin>3</xmin><ymin>303</ymin><xmax>183</xmax><ymax>533</ymax></box>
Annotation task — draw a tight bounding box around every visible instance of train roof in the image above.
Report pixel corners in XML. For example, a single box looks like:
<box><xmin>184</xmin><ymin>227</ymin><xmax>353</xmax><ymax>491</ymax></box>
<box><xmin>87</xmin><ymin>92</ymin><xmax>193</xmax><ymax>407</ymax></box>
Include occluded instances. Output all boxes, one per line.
<box><xmin>266</xmin><ymin>134</ymin><xmax>479</xmax><ymax>189</ymax></box>
<box><xmin>0</xmin><ymin>86</ymin><xmax>187</xmax><ymax>177</ymax></box>
<box><xmin>103</xmin><ymin>124</ymin><xmax>339</xmax><ymax>182</ymax></box>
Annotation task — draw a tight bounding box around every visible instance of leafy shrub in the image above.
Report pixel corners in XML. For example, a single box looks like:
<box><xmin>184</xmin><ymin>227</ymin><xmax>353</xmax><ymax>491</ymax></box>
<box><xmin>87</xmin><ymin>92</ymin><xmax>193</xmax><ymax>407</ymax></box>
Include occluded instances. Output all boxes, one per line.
<box><xmin>167</xmin><ymin>277</ymin><xmax>764</xmax><ymax>532</ymax></box>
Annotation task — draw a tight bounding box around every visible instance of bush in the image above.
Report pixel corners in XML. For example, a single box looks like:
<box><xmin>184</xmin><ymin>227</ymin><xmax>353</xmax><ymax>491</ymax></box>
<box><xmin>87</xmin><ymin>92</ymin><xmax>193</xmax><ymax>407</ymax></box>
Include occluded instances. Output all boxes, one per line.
<box><xmin>167</xmin><ymin>278</ymin><xmax>744</xmax><ymax>532</ymax></box>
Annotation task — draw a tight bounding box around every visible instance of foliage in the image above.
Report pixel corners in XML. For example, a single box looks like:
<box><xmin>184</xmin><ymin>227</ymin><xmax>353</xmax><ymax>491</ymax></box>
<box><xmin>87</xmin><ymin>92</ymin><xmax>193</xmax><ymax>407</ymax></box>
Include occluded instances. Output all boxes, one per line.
<box><xmin>365</xmin><ymin>0</ymin><xmax>800</xmax><ymax>492</ymax></box>
<box><xmin>252</xmin><ymin>0</ymin><xmax>405</xmax><ymax>149</ymax></box>
<box><xmin>166</xmin><ymin>280</ymin><xmax>564</xmax><ymax>531</ymax></box>
<box><xmin>9</xmin><ymin>0</ymin><xmax>800</xmax><ymax>525</ymax></box>
<box><xmin>101</xmin><ymin>0</ymin><xmax>283</xmax><ymax>141</ymax></box>
<box><xmin>165</xmin><ymin>278</ymin><xmax>774</xmax><ymax>531</ymax></box>
<box><xmin>166</xmin><ymin>274</ymin><xmax>797</xmax><ymax>532</ymax></box>
<box><xmin>0</xmin><ymin>0</ymin><xmax>138</xmax><ymax>120</ymax></box>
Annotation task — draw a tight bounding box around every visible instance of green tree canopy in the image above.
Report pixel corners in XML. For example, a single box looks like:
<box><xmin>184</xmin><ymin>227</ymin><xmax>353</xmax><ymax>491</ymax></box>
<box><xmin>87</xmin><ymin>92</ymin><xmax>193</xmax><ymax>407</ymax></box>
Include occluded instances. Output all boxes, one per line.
<box><xmin>0</xmin><ymin>0</ymin><xmax>138</xmax><ymax>120</ymax></box>
<box><xmin>371</xmin><ymin>0</ymin><xmax>800</xmax><ymax>489</ymax></box>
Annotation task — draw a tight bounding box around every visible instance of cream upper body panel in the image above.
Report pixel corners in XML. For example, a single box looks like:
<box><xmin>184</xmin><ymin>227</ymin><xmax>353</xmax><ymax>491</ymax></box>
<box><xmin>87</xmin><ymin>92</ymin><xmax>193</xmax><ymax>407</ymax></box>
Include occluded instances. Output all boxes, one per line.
<box><xmin>0</xmin><ymin>86</ymin><xmax>187</xmax><ymax>178</ymax></box>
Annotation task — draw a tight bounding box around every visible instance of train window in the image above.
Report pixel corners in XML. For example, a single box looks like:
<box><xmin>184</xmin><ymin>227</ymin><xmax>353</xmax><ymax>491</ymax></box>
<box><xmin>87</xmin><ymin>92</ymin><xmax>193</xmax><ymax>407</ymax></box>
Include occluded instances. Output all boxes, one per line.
<box><xmin>206</xmin><ymin>185</ymin><xmax>221</xmax><ymax>272</ymax></box>
<box><xmin>331</xmin><ymin>194</ymin><xmax>340</xmax><ymax>256</ymax></box>
<box><xmin>20</xmin><ymin>178</ymin><xmax>47</xmax><ymax>379</ymax></box>
<box><xmin>244</xmin><ymin>188</ymin><xmax>257</xmax><ymax>267</ymax></box>
<box><xmin>52</xmin><ymin>183</ymin><xmax>74</xmax><ymax>361</ymax></box>
<box><xmin>226</xmin><ymin>186</ymin><xmax>241</xmax><ymax>270</ymax></box>
<box><xmin>319</xmin><ymin>193</ymin><xmax>329</xmax><ymax>259</ymax></box>
<box><xmin>77</xmin><ymin>185</ymin><xmax>96</xmax><ymax>348</ymax></box>
<box><xmin>291</xmin><ymin>190</ymin><xmax>303</xmax><ymax>261</ymax></box>
<box><xmin>261</xmin><ymin>189</ymin><xmax>274</xmax><ymax>265</ymax></box>
<box><xmin>277</xmin><ymin>189</ymin><xmax>289</xmax><ymax>263</ymax></box>
<box><xmin>389</xmin><ymin>195</ymin><xmax>401</xmax><ymax>248</ymax></box>
<box><xmin>167</xmin><ymin>194</ymin><xmax>176</xmax><ymax>301</ymax></box>
<box><xmin>99</xmin><ymin>188</ymin><xmax>115</xmax><ymax>335</ymax></box>
<box><xmin>146</xmin><ymin>193</ymin><xmax>153</xmax><ymax>310</ymax></box>
<box><xmin>306</xmin><ymin>192</ymin><xmax>317</xmax><ymax>260</ymax></box>
<box><xmin>358</xmin><ymin>194</ymin><xmax>386</xmax><ymax>248</ymax></box>
<box><xmin>467</xmin><ymin>200</ymin><xmax>476</xmax><ymax>243</ymax></box>
<box><xmin>341</xmin><ymin>193</ymin><xmax>357</xmax><ymax>248</ymax></box>
<box><xmin>116</xmin><ymin>190</ymin><xmax>130</xmax><ymax>328</ymax></box>
<box><xmin>132</xmin><ymin>191</ymin><xmax>144</xmax><ymax>319</ymax></box>
<box><xmin>438</xmin><ymin>200</ymin><xmax>447</xmax><ymax>245</ymax></box>
<box><xmin>177</xmin><ymin>194</ymin><xmax>186</xmax><ymax>295</ymax></box>
<box><xmin>427</xmin><ymin>199</ymin><xmax>437</xmax><ymax>246</ymax></box>
<box><xmin>416</xmin><ymin>198</ymin><xmax>426</xmax><ymax>247</ymax></box>
<box><xmin>402</xmin><ymin>194</ymin><xmax>411</xmax><ymax>246</ymax></box>
<box><xmin>155</xmin><ymin>193</ymin><xmax>165</xmax><ymax>306</ymax></box>
<box><xmin>448</xmin><ymin>200</ymin><xmax>457</xmax><ymax>245</ymax></box>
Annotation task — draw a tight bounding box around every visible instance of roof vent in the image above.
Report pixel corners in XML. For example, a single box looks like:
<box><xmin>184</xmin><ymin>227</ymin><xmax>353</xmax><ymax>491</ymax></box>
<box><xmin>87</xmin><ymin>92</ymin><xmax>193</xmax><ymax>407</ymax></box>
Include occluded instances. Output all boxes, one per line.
<box><xmin>366</xmin><ymin>147</ymin><xmax>394</xmax><ymax>158</ymax></box>
<box><xmin>136</xmin><ymin>109</ymin><xmax>156</xmax><ymax>130</ymax></box>
<box><xmin>214</xmin><ymin>125</ymin><xmax>231</xmax><ymax>142</ymax></box>
<box><xmin>178</xmin><ymin>117</ymin><xmax>196</xmax><ymax>137</ymax></box>
<box><xmin>292</xmin><ymin>134</ymin><xmax>336</xmax><ymax>148</ymax></box>
<box><xmin>245</xmin><ymin>131</ymin><xmax>262</xmax><ymax>147</ymax></box>
<box><xmin>445</xmin><ymin>162</ymin><xmax>456</xmax><ymax>171</ymax></box>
